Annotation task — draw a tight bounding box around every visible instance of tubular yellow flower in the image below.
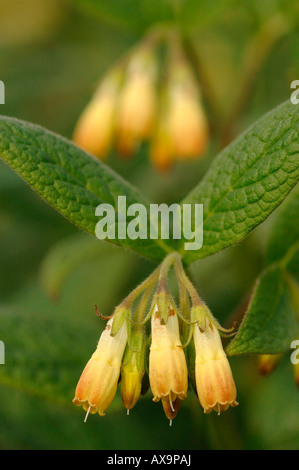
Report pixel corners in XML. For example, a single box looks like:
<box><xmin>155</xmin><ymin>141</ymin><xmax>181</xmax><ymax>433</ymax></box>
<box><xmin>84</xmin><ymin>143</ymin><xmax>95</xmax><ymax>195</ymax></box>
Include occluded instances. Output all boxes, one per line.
<box><xmin>116</xmin><ymin>49</ymin><xmax>157</xmax><ymax>156</ymax></box>
<box><xmin>73</xmin><ymin>317</ymin><xmax>127</xmax><ymax>418</ymax></box>
<box><xmin>149</xmin><ymin>306</ymin><xmax>188</xmax><ymax>407</ymax></box>
<box><xmin>117</xmin><ymin>74</ymin><xmax>156</xmax><ymax>140</ymax></box>
<box><xmin>164</xmin><ymin>48</ymin><xmax>209</xmax><ymax>161</ymax></box>
<box><xmin>73</xmin><ymin>71</ymin><xmax>121</xmax><ymax>159</ymax></box>
<box><xmin>194</xmin><ymin>321</ymin><xmax>238</xmax><ymax>414</ymax></box>
<box><xmin>167</xmin><ymin>89</ymin><xmax>208</xmax><ymax>160</ymax></box>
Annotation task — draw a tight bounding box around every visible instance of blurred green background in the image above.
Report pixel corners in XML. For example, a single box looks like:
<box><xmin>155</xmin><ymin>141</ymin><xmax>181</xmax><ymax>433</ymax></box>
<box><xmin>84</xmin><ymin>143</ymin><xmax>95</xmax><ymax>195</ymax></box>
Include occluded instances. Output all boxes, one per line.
<box><xmin>0</xmin><ymin>0</ymin><xmax>298</xmax><ymax>450</ymax></box>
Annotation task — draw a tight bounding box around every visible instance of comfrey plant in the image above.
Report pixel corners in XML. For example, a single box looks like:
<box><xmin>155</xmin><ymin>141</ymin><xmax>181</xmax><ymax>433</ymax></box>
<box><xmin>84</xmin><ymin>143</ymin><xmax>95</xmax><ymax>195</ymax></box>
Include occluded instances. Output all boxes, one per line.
<box><xmin>0</xmin><ymin>32</ymin><xmax>298</xmax><ymax>426</ymax></box>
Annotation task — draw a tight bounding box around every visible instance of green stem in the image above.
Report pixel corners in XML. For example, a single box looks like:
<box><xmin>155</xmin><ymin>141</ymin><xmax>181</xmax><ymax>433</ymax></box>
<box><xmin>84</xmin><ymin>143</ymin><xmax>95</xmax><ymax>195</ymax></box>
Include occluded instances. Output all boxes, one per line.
<box><xmin>174</xmin><ymin>255</ymin><xmax>202</xmax><ymax>306</ymax></box>
<box><xmin>157</xmin><ymin>251</ymin><xmax>180</xmax><ymax>291</ymax></box>
<box><xmin>121</xmin><ymin>266</ymin><xmax>160</xmax><ymax>308</ymax></box>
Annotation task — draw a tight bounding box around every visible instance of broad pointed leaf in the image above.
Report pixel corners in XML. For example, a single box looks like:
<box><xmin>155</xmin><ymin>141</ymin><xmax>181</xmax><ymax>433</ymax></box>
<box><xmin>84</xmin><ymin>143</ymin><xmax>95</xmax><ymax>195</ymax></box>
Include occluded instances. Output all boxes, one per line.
<box><xmin>0</xmin><ymin>116</ymin><xmax>172</xmax><ymax>263</ymax></box>
<box><xmin>180</xmin><ymin>101</ymin><xmax>299</xmax><ymax>265</ymax></box>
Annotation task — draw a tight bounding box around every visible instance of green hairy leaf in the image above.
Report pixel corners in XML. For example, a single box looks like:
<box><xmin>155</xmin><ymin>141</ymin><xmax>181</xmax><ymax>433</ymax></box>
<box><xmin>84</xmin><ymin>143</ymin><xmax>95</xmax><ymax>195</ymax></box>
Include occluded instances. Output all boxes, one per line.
<box><xmin>0</xmin><ymin>116</ymin><xmax>171</xmax><ymax>263</ymax></box>
<box><xmin>226</xmin><ymin>267</ymin><xmax>298</xmax><ymax>356</ymax></box>
<box><xmin>227</xmin><ymin>183</ymin><xmax>299</xmax><ymax>356</ymax></box>
<box><xmin>180</xmin><ymin>101</ymin><xmax>299</xmax><ymax>265</ymax></box>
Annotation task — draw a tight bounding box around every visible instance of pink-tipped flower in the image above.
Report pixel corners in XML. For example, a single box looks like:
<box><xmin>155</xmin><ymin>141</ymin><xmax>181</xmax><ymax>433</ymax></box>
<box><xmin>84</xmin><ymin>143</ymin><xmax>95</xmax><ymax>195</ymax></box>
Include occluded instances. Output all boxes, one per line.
<box><xmin>73</xmin><ymin>317</ymin><xmax>127</xmax><ymax>418</ymax></box>
<box><xmin>149</xmin><ymin>306</ymin><xmax>188</xmax><ymax>414</ymax></box>
<box><xmin>193</xmin><ymin>320</ymin><xmax>238</xmax><ymax>414</ymax></box>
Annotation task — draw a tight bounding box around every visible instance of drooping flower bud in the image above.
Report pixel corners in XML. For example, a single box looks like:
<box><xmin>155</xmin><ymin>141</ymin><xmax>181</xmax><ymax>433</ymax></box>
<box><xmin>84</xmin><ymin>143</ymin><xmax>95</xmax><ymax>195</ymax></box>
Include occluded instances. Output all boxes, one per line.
<box><xmin>120</xmin><ymin>357</ymin><xmax>143</xmax><ymax>412</ymax></box>
<box><xmin>73</xmin><ymin>316</ymin><xmax>127</xmax><ymax>418</ymax></box>
<box><xmin>73</xmin><ymin>69</ymin><xmax>122</xmax><ymax>159</ymax></box>
<box><xmin>193</xmin><ymin>320</ymin><xmax>238</xmax><ymax>414</ymax></box>
<box><xmin>149</xmin><ymin>305</ymin><xmax>188</xmax><ymax>415</ymax></box>
<box><xmin>121</xmin><ymin>346</ymin><xmax>144</xmax><ymax>412</ymax></box>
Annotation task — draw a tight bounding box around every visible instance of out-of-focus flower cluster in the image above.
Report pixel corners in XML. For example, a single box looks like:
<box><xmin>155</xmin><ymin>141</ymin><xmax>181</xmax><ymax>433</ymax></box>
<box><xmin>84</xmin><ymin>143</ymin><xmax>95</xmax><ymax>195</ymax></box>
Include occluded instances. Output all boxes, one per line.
<box><xmin>73</xmin><ymin>252</ymin><xmax>238</xmax><ymax>424</ymax></box>
<box><xmin>73</xmin><ymin>29</ymin><xmax>209</xmax><ymax>172</ymax></box>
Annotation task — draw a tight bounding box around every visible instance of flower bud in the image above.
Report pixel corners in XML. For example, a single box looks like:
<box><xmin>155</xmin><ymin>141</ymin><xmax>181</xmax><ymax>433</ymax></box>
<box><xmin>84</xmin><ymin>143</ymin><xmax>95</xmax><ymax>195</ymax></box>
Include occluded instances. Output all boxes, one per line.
<box><xmin>73</xmin><ymin>70</ymin><xmax>121</xmax><ymax>158</ymax></box>
<box><xmin>149</xmin><ymin>307</ymin><xmax>188</xmax><ymax>409</ymax></box>
<box><xmin>73</xmin><ymin>317</ymin><xmax>127</xmax><ymax>417</ymax></box>
<box><xmin>193</xmin><ymin>321</ymin><xmax>238</xmax><ymax>414</ymax></box>
<box><xmin>121</xmin><ymin>347</ymin><xmax>144</xmax><ymax>412</ymax></box>
<box><xmin>119</xmin><ymin>315</ymin><xmax>144</xmax><ymax>411</ymax></box>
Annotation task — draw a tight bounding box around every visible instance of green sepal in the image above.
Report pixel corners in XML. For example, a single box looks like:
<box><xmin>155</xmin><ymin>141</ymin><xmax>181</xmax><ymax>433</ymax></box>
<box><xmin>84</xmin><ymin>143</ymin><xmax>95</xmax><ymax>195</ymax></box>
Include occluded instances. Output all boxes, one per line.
<box><xmin>110</xmin><ymin>306</ymin><xmax>130</xmax><ymax>336</ymax></box>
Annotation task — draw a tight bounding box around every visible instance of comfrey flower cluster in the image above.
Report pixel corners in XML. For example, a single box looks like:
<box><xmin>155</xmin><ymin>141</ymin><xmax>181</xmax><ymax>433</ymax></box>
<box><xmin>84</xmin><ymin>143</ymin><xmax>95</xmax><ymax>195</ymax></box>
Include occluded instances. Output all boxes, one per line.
<box><xmin>73</xmin><ymin>252</ymin><xmax>238</xmax><ymax>424</ymax></box>
<box><xmin>73</xmin><ymin>28</ymin><xmax>209</xmax><ymax>172</ymax></box>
